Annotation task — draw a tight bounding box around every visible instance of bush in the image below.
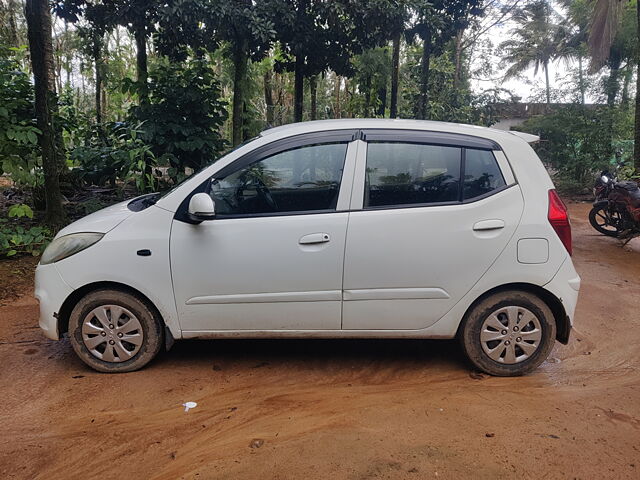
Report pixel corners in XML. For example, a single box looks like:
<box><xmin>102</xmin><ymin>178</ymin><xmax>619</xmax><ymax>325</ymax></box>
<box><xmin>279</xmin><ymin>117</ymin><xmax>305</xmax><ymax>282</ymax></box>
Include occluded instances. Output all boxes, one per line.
<box><xmin>0</xmin><ymin>46</ymin><xmax>42</xmax><ymax>190</ymax></box>
<box><xmin>0</xmin><ymin>204</ymin><xmax>51</xmax><ymax>257</ymax></box>
<box><xmin>70</xmin><ymin>122</ymin><xmax>160</xmax><ymax>193</ymax></box>
<box><xmin>516</xmin><ymin>105</ymin><xmax>634</xmax><ymax>192</ymax></box>
<box><xmin>126</xmin><ymin>55</ymin><xmax>228</xmax><ymax>182</ymax></box>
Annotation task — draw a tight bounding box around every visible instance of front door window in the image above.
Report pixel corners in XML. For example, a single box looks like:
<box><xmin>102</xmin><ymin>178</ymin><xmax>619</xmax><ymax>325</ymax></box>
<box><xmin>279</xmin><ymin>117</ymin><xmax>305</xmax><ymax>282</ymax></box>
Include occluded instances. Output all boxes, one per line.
<box><xmin>210</xmin><ymin>143</ymin><xmax>348</xmax><ymax>216</ymax></box>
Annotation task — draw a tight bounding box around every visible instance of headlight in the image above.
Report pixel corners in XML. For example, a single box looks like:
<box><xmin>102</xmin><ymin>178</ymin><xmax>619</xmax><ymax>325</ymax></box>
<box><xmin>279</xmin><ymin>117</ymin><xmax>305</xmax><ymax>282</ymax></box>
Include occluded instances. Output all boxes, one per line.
<box><xmin>40</xmin><ymin>232</ymin><xmax>104</xmax><ymax>265</ymax></box>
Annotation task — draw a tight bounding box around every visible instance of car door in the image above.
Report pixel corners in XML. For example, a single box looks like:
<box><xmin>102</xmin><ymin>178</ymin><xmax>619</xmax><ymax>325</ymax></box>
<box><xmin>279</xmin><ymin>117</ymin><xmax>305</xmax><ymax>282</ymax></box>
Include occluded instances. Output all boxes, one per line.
<box><xmin>170</xmin><ymin>132</ymin><xmax>358</xmax><ymax>333</ymax></box>
<box><xmin>342</xmin><ymin>130</ymin><xmax>524</xmax><ymax>330</ymax></box>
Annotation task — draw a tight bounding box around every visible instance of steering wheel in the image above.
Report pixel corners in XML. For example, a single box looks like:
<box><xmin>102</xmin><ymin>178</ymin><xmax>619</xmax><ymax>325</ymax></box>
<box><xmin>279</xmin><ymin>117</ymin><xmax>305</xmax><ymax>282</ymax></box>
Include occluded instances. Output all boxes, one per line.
<box><xmin>237</xmin><ymin>173</ymin><xmax>277</xmax><ymax>211</ymax></box>
<box><xmin>254</xmin><ymin>176</ymin><xmax>278</xmax><ymax>210</ymax></box>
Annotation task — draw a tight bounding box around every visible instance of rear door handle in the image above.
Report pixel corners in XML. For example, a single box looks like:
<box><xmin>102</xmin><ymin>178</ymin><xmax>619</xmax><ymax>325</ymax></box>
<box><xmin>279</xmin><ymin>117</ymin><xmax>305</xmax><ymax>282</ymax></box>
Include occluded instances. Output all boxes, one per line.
<box><xmin>299</xmin><ymin>233</ymin><xmax>330</xmax><ymax>244</ymax></box>
<box><xmin>473</xmin><ymin>219</ymin><xmax>505</xmax><ymax>231</ymax></box>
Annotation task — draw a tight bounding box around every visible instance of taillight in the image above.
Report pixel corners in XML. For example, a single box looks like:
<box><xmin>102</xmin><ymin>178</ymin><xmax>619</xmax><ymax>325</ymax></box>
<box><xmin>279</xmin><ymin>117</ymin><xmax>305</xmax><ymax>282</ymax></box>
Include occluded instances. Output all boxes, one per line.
<box><xmin>548</xmin><ymin>189</ymin><xmax>572</xmax><ymax>255</ymax></box>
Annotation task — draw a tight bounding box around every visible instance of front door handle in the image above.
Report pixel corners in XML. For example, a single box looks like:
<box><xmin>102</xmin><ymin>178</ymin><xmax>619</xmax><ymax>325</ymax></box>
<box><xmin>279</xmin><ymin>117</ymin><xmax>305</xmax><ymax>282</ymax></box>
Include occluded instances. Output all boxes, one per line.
<box><xmin>473</xmin><ymin>219</ymin><xmax>505</xmax><ymax>231</ymax></box>
<box><xmin>299</xmin><ymin>233</ymin><xmax>330</xmax><ymax>245</ymax></box>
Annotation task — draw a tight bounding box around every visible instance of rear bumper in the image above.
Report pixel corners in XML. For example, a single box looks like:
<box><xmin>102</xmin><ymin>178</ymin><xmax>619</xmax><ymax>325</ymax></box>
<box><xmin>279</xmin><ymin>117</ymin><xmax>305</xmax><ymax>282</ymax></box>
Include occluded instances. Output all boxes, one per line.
<box><xmin>34</xmin><ymin>263</ymin><xmax>73</xmax><ymax>340</ymax></box>
<box><xmin>544</xmin><ymin>256</ymin><xmax>581</xmax><ymax>327</ymax></box>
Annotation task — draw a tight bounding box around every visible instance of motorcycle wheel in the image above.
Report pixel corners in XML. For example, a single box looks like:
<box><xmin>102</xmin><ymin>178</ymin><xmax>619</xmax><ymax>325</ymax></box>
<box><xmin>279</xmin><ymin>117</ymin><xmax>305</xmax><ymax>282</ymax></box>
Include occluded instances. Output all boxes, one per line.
<box><xmin>589</xmin><ymin>205</ymin><xmax>623</xmax><ymax>237</ymax></box>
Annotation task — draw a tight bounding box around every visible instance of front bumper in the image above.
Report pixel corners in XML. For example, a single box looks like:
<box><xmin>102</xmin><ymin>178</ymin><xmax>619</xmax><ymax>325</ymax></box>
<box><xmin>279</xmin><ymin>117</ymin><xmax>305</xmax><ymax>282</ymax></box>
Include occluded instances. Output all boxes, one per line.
<box><xmin>34</xmin><ymin>263</ymin><xmax>73</xmax><ymax>340</ymax></box>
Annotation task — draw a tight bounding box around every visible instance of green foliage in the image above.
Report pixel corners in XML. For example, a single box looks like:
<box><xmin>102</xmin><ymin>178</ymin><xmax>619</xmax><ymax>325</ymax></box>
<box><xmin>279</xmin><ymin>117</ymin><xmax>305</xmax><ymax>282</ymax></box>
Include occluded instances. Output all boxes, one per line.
<box><xmin>618</xmin><ymin>162</ymin><xmax>640</xmax><ymax>180</ymax></box>
<box><xmin>350</xmin><ymin>47</ymin><xmax>392</xmax><ymax>117</ymax></box>
<box><xmin>517</xmin><ymin>104</ymin><xmax>635</xmax><ymax>192</ymax></box>
<box><xmin>156</xmin><ymin>0</ymin><xmax>275</xmax><ymax>63</ymax></box>
<box><xmin>406</xmin><ymin>0</ymin><xmax>482</xmax><ymax>56</ymax></box>
<box><xmin>266</xmin><ymin>0</ymin><xmax>401</xmax><ymax>79</ymax></box>
<box><xmin>500</xmin><ymin>1</ymin><xmax>560</xmax><ymax>81</ymax></box>
<box><xmin>0</xmin><ymin>205</ymin><xmax>51</xmax><ymax>257</ymax></box>
<box><xmin>70</xmin><ymin>122</ymin><xmax>160</xmax><ymax>192</ymax></box>
<box><xmin>8</xmin><ymin>203</ymin><xmax>33</xmax><ymax>219</ymax></box>
<box><xmin>4</xmin><ymin>0</ymin><xmax>638</xmax><ymax>213</ymax></box>
<box><xmin>0</xmin><ymin>45</ymin><xmax>42</xmax><ymax>187</ymax></box>
<box><xmin>126</xmin><ymin>55</ymin><xmax>228</xmax><ymax>178</ymax></box>
<box><xmin>400</xmin><ymin>43</ymin><xmax>466</xmax><ymax>121</ymax></box>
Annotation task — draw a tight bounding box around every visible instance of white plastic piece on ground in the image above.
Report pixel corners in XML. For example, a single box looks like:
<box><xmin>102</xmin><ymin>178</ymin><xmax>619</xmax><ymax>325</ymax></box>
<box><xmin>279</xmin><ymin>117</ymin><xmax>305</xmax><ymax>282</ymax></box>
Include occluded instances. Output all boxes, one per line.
<box><xmin>182</xmin><ymin>401</ymin><xmax>197</xmax><ymax>412</ymax></box>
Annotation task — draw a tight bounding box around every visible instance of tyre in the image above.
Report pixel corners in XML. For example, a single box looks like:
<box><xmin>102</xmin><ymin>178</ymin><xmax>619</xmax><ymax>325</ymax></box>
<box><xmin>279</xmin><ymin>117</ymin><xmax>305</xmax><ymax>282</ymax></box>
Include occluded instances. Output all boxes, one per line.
<box><xmin>589</xmin><ymin>205</ymin><xmax>622</xmax><ymax>237</ymax></box>
<box><xmin>459</xmin><ymin>291</ymin><xmax>556</xmax><ymax>377</ymax></box>
<box><xmin>68</xmin><ymin>289</ymin><xmax>164</xmax><ymax>373</ymax></box>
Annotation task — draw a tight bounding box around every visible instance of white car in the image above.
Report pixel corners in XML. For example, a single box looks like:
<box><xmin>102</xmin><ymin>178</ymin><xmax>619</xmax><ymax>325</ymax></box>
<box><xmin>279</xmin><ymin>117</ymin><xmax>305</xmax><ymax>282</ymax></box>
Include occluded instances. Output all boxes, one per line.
<box><xmin>35</xmin><ymin>119</ymin><xmax>580</xmax><ymax>376</ymax></box>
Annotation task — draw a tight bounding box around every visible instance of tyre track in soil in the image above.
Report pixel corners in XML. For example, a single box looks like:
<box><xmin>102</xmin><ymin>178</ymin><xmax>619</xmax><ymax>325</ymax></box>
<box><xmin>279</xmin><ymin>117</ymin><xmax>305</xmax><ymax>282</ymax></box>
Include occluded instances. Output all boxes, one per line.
<box><xmin>1</xmin><ymin>201</ymin><xmax>639</xmax><ymax>479</ymax></box>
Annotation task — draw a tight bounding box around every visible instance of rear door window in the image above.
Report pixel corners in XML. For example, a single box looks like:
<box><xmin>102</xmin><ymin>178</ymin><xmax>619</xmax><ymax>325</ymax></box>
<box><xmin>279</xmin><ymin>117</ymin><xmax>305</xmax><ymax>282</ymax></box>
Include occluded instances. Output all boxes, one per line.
<box><xmin>364</xmin><ymin>142</ymin><xmax>461</xmax><ymax>208</ymax></box>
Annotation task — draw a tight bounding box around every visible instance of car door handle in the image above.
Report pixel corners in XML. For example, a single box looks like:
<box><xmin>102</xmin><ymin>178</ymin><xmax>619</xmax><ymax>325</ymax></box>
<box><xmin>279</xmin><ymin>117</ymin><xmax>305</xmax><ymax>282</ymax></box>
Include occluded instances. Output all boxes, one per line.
<box><xmin>473</xmin><ymin>219</ymin><xmax>505</xmax><ymax>231</ymax></box>
<box><xmin>299</xmin><ymin>233</ymin><xmax>330</xmax><ymax>244</ymax></box>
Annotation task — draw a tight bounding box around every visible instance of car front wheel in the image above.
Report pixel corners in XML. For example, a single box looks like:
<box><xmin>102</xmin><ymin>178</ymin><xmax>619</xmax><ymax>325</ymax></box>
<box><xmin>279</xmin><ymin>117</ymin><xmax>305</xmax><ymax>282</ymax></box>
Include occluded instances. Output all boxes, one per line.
<box><xmin>68</xmin><ymin>289</ymin><xmax>163</xmax><ymax>373</ymax></box>
<box><xmin>459</xmin><ymin>290</ymin><xmax>556</xmax><ymax>376</ymax></box>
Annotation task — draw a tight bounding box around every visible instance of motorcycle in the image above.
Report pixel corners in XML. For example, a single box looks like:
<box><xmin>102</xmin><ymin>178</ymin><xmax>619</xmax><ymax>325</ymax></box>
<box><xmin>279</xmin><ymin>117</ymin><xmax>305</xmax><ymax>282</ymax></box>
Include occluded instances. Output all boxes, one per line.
<box><xmin>589</xmin><ymin>171</ymin><xmax>622</xmax><ymax>237</ymax></box>
<box><xmin>589</xmin><ymin>171</ymin><xmax>640</xmax><ymax>243</ymax></box>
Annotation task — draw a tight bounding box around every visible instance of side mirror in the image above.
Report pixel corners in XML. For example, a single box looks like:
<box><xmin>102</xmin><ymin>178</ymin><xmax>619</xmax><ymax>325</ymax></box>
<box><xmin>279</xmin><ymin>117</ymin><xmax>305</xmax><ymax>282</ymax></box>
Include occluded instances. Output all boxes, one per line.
<box><xmin>188</xmin><ymin>193</ymin><xmax>216</xmax><ymax>222</ymax></box>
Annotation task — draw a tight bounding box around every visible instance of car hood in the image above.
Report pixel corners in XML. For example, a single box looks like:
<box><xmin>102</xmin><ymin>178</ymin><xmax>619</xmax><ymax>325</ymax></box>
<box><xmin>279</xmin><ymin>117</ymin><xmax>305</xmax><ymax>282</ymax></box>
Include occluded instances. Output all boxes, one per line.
<box><xmin>56</xmin><ymin>198</ymin><xmax>135</xmax><ymax>238</ymax></box>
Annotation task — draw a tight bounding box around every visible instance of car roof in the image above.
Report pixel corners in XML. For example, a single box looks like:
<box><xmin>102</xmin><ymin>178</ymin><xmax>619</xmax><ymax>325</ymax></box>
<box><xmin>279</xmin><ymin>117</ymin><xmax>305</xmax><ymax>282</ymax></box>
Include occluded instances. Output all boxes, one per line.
<box><xmin>157</xmin><ymin>119</ymin><xmax>539</xmax><ymax>212</ymax></box>
<box><xmin>260</xmin><ymin>118</ymin><xmax>533</xmax><ymax>145</ymax></box>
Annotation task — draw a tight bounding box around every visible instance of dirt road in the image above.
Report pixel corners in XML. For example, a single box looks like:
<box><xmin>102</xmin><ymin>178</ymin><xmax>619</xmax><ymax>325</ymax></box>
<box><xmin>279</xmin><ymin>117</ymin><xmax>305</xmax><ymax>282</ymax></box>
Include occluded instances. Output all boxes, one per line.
<box><xmin>1</xmin><ymin>202</ymin><xmax>639</xmax><ymax>479</ymax></box>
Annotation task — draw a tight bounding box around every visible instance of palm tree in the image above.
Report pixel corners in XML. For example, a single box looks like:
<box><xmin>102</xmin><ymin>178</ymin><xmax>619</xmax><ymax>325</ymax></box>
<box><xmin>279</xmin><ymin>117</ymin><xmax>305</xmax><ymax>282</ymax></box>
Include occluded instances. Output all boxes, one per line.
<box><xmin>554</xmin><ymin>0</ymin><xmax>590</xmax><ymax>106</ymax></box>
<box><xmin>587</xmin><ymin>0</ymin><xmax>639</xmax><ymax>170</ymax></box>
<box><xmin>499</xmin><ymin>0</ymin><xmax>561</xmax><ymax>106</ymax></box>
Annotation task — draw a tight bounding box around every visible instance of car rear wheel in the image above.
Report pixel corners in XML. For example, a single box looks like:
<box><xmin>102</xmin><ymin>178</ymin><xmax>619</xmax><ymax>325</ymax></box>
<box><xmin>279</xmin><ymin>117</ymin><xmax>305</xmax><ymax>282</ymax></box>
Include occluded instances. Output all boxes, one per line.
<box><xmin>459</xmin><ymin>291</ymin><xmax>556</xmax><ymax>376</ymax></box>
<box><xmin>68</xmin><ymin>289</ymin><xmax>163</xmax><ymax>373</ymax></box>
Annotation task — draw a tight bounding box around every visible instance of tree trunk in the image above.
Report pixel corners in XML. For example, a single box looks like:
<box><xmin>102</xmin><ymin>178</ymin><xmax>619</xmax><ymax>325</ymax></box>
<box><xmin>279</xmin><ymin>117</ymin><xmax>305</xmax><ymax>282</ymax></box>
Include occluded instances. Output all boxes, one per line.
<box><xmin>454</xmin><ymin>28</ymin><xmax>464</xmax><ymax>89</ymax></box>
<box><xmin>294</xmin><ymin>54</ymin><xmax>304</xmax><ymax>122</ymax></box>
<box><xmin>377</xmin><ymin>86</ymin><xmax>387</xmax><ymax>116</ymax></box>
<box><xmin>363</xmin><ymin>76</ymin><xmax>372</xmax><ymax>116</ymax></box>
<box><xmin>274</xmin><ymin>71</ymin><xmax>285</xmax><ymax>125</ymax></box>
<box><xmin>390</xmin><ymin>33</ymin><xmax>400</xmax><ymax>118</ymax></box>
<box><xmin>606</xmin><ymin>57</ymin><xmax>621</xmax><ymax>107</ymax></box>
<box><xmin>634</xmin><ymin>1</ymin><xmax>640</xmax><ymax>171</ymax></box>
<box><xmin>54</xmin><ymin>32</ymin><xmax>63</xmax><ymax>94</ymax></box>
<box><xmin>544</xmin><ymin>60</ymin><xmax>551</xmax><ymax>107</ymax></box>
<box><xmin>134</xmin><ymin>23</ymin><xmax>148</xmax><ymax>105</ymax></box>
<box><xmin>80</xmin><ymin>72</ymin><xmax>85</xmax><ymax>106</ymax></box>
<box><xmin>25</xmin><ymin>0</ymin><xmax>65</xmax><ymax>226</ymax></box>
<box><xmin>263</xmin><ymin>69</ymin><xmax>275</xmax><ymax>126</ymax></box>
<box><xmin>232</xmin><ymin>40</ymin><xmax>248</xmax><ymax>146</ymax></box>
<box><xmin>309</xmin><ymin>75</ymin><xmax>318</xmax><ymax>120</ymax></box>
<box><xmin>635</xmin><ymin>62</ymin><xmax>640</xmax><ymax>170</ymax></box>
<box><xmin>578</xmin><ymin>56</ymin><xmax>585</xmax><ymax>106</ymax></box>
<box><xmin>64</xmin><ymin>20</ymin><xmax>71</xmax><ymax>87</ymax></box>
<box><xmin>93</xmin><ymin>34</ymin><xmax>102</xmax><ymax>124</ymax></box>
<box><xmin>6</xmin><ymin>0</ymin><xmax>19</xmax><ymax>47</ymax></box>
<box><xmin>333</xmin><ymin>75</ymin><xmax>341</xmax><ymax>118</ymax></box>
<box><xmin>605</xmin><ymin>57</ymin><xmax>622</xmax><ymax>159</ymax></box>
<box><xmin>101</xmin><ymin>83</ymin><xmax>107</xmax><ymax>120</ymax></box>
<box><xmin>344</xmin><ymin>78</ymin><xmax>353</xmax><ymax>118</ymax></box>
<box><xmin>621</xmin><ymin>64</ymin><xmax>632</xmax><ymax>108</ymax></box>
<box><xmin>417</xmin><ymin>31</ymin><xmax>432</xmax><ymax>120</ymax></box>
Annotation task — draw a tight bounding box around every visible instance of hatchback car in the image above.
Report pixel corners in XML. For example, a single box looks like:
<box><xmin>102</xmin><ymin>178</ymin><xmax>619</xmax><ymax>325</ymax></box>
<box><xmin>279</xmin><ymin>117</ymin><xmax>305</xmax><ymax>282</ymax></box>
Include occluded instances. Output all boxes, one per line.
<box><xmin>35</xmin><ymin>119</ymin><xmax>580</xmax><ymax>376</ymax></box>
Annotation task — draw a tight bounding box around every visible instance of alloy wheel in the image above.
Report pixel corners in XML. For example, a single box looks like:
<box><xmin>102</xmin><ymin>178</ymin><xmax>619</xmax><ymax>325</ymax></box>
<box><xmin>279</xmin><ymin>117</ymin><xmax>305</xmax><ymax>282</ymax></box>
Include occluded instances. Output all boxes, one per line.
<box><xmin>81</xmin><ymin>305</ymin><xmax>144</xmax><ymax>362</ymax></box>
<box><xmin>480</xmin><ymin>306</ymin><xmax>542</xmax><ymax>364</ymax></box>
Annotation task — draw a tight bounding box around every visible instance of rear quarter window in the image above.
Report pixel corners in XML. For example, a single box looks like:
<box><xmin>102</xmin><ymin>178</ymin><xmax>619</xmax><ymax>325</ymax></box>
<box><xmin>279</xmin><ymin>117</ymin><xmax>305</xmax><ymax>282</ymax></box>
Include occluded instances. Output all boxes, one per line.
<box><xmin>463</xmin><ymin>149</ymin><xmax>506</xmax><ymax>201</ymax></box>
